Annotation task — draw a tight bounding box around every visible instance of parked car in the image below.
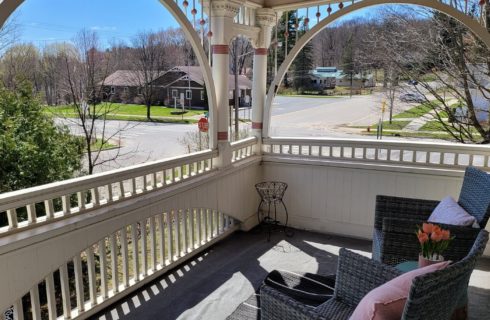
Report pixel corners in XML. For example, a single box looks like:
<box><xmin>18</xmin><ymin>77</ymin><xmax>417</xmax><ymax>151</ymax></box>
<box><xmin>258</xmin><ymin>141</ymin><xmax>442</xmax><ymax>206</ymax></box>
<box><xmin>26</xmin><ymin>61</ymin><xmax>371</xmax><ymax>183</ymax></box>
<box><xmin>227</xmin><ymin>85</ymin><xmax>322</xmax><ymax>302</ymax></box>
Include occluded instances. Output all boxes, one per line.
<box><xmin>408</xmin><ymin>80</ymin><xmax>418</xmax><ymax>85</ymax></box>
<box><xmin>400</xmin><ymin>92</ymin><xmax>425</xmax><ymax>103</ymax></box>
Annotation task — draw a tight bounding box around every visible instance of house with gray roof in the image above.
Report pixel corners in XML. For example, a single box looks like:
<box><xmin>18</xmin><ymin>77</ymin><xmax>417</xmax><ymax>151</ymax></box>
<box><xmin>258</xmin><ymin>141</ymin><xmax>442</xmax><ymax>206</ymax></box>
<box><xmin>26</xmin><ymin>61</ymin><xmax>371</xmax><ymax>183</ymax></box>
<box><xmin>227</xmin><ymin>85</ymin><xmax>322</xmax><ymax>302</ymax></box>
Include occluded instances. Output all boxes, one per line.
<box><xmin>308</xmin><ymin>67</ymin><xmax>375</xmax><ymax>89</ymax></box>
<box><xmin>102</xmin><ymin>66</ymin><xmax>252</xmax><ymax>109</ymax></box>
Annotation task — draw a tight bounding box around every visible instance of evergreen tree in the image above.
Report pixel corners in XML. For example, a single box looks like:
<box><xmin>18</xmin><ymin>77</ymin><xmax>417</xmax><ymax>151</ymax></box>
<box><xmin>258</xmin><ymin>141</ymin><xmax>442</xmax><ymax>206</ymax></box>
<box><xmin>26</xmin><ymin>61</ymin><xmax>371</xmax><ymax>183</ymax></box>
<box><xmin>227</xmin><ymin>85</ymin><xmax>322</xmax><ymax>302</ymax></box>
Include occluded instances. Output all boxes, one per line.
<box><xmin>0</xmin><ymin>81</ymin><xmax>83</xmax><ymax>193</ymax></box>
<box><xmin>267</xmin><ymin>12</ymin><xmax>300</xmax><ymax>86</ymax></box>
<box><xmin>292</xmin><ymin>21</ymin><xmax>315</xmax><ymax>93</ymax></box>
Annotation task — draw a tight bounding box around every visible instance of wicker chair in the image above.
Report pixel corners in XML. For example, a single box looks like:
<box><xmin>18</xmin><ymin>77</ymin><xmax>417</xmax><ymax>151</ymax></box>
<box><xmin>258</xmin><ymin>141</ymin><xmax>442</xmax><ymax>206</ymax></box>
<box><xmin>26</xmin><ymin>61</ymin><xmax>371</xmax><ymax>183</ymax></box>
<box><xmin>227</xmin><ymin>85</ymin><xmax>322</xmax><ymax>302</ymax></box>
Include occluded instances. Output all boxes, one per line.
<box><xmin>373</xmin><ymin>166</ymin><xmax>490</xmax><ymax>266</ymax></box>
<box><xmin>260</xmin><ymin>230</ymin><xmax>489</xmax><ymax>320</ymax></box>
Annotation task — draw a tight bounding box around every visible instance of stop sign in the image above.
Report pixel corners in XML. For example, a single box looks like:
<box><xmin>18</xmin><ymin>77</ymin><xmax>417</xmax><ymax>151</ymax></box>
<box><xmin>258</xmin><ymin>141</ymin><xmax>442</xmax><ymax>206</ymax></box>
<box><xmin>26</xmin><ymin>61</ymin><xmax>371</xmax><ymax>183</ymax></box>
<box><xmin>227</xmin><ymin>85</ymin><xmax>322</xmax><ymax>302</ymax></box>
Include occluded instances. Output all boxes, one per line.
<box><xmin>198</xmin><ymin>117</ymin><xmax>209</xmax><ymax>132</ymax></box>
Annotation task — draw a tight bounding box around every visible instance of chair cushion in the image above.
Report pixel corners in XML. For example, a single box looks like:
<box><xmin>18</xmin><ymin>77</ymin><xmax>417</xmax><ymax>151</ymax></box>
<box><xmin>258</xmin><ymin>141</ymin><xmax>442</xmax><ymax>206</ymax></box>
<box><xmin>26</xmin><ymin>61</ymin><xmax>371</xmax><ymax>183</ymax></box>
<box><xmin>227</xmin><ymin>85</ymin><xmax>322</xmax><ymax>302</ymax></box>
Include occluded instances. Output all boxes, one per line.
<box><xmin>349</xmin><ymin>261</ymin><xmax>450</xmax><ymax>320</ymax></box>
<box><xmin>428</xmin><ymin>196</ymin><xmax>477</xmax><ymax>227</ymax></box>
<box><xmin>458</xmin><ymin>167</ymin><xmax>490</xmax><ymax>226</ymax></box>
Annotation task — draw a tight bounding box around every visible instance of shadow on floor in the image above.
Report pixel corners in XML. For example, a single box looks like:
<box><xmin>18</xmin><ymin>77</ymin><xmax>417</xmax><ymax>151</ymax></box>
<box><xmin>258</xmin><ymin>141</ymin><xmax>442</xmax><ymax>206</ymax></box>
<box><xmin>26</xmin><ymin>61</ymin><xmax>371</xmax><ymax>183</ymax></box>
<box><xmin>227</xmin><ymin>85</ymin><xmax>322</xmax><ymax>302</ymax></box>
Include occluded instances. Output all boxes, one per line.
<box><xmin>91</xmin><ymin>227</ymin><xmax>489</xmax><ymax>320</ymax></box>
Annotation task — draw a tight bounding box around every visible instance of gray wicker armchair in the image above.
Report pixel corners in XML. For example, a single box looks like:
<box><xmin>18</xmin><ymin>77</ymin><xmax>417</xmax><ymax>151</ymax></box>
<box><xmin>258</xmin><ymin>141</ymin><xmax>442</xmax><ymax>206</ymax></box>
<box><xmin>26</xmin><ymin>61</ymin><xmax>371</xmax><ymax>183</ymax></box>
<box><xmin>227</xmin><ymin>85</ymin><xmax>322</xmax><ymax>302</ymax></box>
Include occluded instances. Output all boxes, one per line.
<box><xmin>260</xmin><ymin>230</ymin><xmax>489</xmax><ymax>320</ymax></box>
<box><xmin>373</xmin><ymin>166</ymin><xmax>490</xmax><ymax>266</ymax></box>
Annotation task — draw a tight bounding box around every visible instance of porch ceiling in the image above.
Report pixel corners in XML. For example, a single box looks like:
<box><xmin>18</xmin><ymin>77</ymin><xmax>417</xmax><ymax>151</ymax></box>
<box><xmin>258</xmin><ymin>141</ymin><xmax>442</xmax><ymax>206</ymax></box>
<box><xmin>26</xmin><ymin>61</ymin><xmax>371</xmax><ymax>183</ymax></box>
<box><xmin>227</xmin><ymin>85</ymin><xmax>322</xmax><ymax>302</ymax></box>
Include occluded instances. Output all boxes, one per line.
<box><xmin>246</xmin><ymin>0</ymin><xmax>343</xmax><ymax>10</ymax></box>
<box><xmin>93</xmin><ymin>228</ymin><xmax>490</xmax><ymax>320</ymax></box>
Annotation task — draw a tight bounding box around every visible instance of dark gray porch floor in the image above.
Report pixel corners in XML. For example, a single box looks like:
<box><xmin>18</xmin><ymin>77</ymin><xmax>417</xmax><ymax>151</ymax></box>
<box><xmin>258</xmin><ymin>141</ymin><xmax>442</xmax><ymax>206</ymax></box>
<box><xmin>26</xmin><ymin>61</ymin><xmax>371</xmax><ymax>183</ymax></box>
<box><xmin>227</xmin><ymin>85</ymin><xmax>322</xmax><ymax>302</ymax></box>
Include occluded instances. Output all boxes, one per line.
<box><xmin>92</xmin><ymin>228</ymin><xmax>490</xmax><ymax>320</ymax></box>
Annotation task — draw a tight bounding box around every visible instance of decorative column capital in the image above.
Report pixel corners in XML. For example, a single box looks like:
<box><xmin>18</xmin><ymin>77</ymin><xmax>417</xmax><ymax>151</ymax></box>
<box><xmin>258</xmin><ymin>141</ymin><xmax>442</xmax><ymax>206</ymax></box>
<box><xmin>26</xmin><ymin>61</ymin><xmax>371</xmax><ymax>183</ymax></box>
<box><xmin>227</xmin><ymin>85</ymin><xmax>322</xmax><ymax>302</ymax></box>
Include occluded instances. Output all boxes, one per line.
<box><xmin>208</xmin><ymin>0</ymin><xmax>241</xmax><ymax>19</ymax></box>
<box><xmin>254</xmin><ymin>8</ymin><xmax>276</xmax><ymax>49</ymax></box>
<box><xmin>255</xmin><ymin>8</ymin><xmax>277</xmax><ymax>28</ymax></box>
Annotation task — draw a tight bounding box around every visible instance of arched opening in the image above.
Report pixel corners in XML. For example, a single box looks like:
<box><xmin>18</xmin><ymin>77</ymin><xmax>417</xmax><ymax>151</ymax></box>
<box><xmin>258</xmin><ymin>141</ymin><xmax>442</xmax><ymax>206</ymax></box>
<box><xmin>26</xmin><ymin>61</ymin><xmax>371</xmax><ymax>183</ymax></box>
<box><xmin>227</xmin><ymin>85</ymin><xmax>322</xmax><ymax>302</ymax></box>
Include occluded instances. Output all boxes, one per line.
<box><xmin>0</xmin><ymin>0</ymin><xmax>218</xmax><ymax>177</ymax></box>
<box><xmin>264</xmin><ymin>0</ymin><xmax>490</xmax><ymax>143</ymax></box>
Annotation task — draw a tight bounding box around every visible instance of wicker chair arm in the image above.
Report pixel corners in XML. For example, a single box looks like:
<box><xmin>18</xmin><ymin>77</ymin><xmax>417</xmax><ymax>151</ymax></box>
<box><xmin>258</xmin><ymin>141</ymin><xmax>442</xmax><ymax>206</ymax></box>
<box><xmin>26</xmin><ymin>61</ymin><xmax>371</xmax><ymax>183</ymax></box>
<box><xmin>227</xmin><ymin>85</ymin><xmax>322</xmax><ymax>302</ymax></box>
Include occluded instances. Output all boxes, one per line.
<box><xmin>374</xmin><ymin>195</ymin><xmax>439</xmax><ymax>230</ymax></box>
<box><xmin>381</xmin><ymin>218</ymin><xmax>482</xmax><ymax>265</ymax></box>
<box><xmin>334</xmin><ymin>248</ymin><xmax>402</xmax><ymax>306</ymax></box>
<box><xmin>259</xmin><ymin>285</ymin><xmax>326</xmax><ymax>320</ymax></box>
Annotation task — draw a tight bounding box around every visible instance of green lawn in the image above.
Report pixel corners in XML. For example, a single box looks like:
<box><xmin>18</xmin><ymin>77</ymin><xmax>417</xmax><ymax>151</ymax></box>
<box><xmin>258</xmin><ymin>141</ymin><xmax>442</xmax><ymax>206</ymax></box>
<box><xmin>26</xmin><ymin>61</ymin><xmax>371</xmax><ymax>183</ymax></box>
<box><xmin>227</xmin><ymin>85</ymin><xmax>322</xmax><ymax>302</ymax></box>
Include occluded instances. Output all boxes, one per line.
<box><xmin>365</xmin><ymin>131</ymin><xmax>453</xmax><ymax>140</ymax></box>
<box><xmin>46</xmin><ymin>103</ymin><xmax>204</xmax><ymax>123</ymax></box>
<box><xmin>375</xmin><ymin>120</ymin><xmax>411</xmax><ymax>130</ymax></box>
<box><xmin>90</xmin><ymin>139</ymin><xmax>119</xmax><ymax>151</ymax></box>
<box><xmin>419</xmin><ymin>121</ymin><xmax>447</xmax><ymax>132</ymax></box>
<box><xmin>393</xmin><ymin>103</ymin><xmax>434</xmax><ymax>119</ymax></box>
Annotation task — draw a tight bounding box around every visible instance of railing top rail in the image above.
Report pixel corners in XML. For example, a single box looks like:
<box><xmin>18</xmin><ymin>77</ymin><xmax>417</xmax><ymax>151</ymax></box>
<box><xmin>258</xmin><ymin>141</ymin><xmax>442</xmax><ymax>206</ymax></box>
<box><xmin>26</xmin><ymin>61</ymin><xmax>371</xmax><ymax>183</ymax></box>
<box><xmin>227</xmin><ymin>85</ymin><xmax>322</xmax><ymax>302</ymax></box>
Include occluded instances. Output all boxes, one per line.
<box><xmin>263</xmin><ymin>137</ymin><xmax>490</xmax><ymax>153</ymax></box>
<box><xmin>230</xmin><ymin>136</ymin><xmax>258</xmax><ymax>148</ymax></box>
<box><xmin>0</xmin><ymin>149</ymin><xmax>217</xmax><ymax>211</ymax></box>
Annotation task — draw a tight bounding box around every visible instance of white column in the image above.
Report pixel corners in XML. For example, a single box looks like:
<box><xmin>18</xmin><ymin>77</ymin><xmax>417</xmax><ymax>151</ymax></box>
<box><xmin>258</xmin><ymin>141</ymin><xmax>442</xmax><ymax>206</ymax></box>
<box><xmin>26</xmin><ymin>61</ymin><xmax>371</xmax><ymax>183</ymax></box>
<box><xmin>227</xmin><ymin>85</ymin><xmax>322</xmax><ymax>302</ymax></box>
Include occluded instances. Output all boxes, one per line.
<box><xmin>208</xmin><ymin>0</ymin><xmax>241</xmax><ymax>167</ymax></box>
<box><xmin>252</xmin><ymin>9</ymin><xmax>275</xmax><ymax>149</ymax></box>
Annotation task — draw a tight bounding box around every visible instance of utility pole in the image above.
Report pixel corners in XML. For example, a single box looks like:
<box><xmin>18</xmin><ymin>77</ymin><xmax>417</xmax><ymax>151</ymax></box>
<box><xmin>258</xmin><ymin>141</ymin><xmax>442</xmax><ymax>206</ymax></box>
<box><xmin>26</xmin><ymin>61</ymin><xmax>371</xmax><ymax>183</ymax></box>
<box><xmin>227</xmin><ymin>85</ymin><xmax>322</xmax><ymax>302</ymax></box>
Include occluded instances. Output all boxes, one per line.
<box><xmin>234</xmin><ymin>40</ymin><xmax>240</xmax><ymax>141</ymax></box>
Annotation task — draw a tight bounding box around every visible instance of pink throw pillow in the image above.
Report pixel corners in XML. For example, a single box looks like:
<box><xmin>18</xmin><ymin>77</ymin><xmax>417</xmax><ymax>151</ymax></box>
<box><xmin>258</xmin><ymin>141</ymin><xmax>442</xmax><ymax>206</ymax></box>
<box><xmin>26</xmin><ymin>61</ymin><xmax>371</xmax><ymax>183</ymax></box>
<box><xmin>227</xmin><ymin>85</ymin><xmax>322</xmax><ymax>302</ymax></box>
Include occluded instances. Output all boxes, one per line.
<box><xmin>428</xmin><ymin>196</ymin><xmax>477</xmax><ymax>226</ymax></box>
<box><xmin>349</xmin><ymin>261</ymin><xmax>450</xmax><ymax>320</ymax></box>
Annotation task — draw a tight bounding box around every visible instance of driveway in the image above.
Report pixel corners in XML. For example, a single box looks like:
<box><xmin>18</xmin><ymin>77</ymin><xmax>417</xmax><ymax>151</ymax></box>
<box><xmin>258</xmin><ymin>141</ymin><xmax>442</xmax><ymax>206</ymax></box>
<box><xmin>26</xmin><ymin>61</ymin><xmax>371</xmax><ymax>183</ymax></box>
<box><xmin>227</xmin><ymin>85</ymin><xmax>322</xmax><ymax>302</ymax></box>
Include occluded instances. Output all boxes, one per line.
<box><xmin>269</xmin><ymin>93</ymin><xmax>414</xmax><ymax>137</ymax></box>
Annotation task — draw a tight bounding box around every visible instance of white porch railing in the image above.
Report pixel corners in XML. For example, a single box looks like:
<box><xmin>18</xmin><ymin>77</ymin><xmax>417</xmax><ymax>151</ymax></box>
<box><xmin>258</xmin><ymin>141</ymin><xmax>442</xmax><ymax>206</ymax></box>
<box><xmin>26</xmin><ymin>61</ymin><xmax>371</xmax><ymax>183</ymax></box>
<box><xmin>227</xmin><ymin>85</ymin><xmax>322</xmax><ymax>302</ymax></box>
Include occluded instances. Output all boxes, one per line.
<box><xmin>263</xmin><ymin>137</ymin><xmax>490</xmax><ymax>171</ymax></box>
<box><xmin>5</xmin><ymin>208</ymin><xmax>237</xmax><ymax>320</ymax></box>
<box><xmin>0</xmin><ymin>140</ymin><xmax>262</xmax><ymax>319</ymax></box>
<box><xmin>231</xmin><ymin>136</ymin><xmax>258</xmax><ymax>163</ymax></box>
<box><xmin>0</xmin><ymin>150</ymin><xmax>217</xmax><ymax>235</ymax></box>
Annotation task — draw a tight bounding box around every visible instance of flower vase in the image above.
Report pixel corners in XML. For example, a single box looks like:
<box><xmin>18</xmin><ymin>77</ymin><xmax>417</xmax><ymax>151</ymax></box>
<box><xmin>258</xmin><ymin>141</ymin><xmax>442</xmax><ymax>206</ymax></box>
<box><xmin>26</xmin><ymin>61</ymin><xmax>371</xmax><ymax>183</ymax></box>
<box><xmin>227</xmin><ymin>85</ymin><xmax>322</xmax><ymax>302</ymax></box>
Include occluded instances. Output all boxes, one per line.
<box><xmin>418</xmin><ymin>254</ymin><xmax>444</xmax><ymax>268</ymax></box>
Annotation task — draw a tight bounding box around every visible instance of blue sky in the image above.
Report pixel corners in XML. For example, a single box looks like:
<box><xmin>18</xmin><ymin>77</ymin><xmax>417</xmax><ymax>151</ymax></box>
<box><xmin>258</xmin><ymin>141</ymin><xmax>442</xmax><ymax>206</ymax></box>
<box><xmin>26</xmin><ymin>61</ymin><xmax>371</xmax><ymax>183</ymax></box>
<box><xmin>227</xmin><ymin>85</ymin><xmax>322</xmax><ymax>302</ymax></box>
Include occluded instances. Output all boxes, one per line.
<box><xmin>8</xmin><ymin>0</ymin><xmax>407</xmax><ymax>47</ymax></box>
<box><xmin>10</xmin><ymin>0</ymin><xmax>180</xmax><ymax>46</ymax></box>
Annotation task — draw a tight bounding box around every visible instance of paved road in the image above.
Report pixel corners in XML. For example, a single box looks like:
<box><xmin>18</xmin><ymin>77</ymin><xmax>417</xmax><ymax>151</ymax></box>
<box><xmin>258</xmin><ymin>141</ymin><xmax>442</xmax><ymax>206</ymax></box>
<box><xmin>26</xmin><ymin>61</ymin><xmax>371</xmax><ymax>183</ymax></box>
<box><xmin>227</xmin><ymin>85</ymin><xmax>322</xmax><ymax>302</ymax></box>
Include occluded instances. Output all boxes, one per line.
<box><xmin>269</xmin><ymin>93</ymin><xmax>413</xmax><ymax>137</ymax></box>
<box><xmin>58</xmin><ymin>92</ymin><xmax>428</xmax><ymax>172</ymax></box>
<box><xmin>57</xmin><ymin>119</ymin><xmax>195</xmax><ymax>173</ymax></box>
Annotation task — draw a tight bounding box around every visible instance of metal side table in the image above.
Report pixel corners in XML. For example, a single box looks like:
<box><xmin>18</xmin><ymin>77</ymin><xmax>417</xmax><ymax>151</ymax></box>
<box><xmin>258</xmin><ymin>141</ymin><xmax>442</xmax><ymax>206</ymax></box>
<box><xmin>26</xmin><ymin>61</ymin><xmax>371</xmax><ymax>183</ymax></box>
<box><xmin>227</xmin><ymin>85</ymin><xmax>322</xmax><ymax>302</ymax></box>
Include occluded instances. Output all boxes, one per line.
<box><xmin>255</xmin><ymin>181</ymin><xmax>294</xmax><ymax>241</ymax></box>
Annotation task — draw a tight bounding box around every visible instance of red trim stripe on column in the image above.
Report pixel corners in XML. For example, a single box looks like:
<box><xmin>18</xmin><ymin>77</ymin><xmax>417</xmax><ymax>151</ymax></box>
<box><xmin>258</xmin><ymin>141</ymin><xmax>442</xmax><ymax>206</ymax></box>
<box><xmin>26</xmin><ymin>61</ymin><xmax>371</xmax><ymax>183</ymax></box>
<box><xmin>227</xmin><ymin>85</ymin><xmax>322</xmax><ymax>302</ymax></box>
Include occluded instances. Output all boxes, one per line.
<box><xmin>217</xmin><ymin>131</ymin><xmax>228</xmax><ymax>140</ymax></box>
<box><xmin>254</xmin><ymin>48</ymin><xmax>268</xmax><ymax>55</ymax></box>
<box><xmin>212</xmin><ymin>45</ymin><xmax>229</xmax><ymax>54</ymax></box>
<box><xmin>252</xmin><ymin>122</ymin><xmax>263</xmax><ymax>129</ymax></box>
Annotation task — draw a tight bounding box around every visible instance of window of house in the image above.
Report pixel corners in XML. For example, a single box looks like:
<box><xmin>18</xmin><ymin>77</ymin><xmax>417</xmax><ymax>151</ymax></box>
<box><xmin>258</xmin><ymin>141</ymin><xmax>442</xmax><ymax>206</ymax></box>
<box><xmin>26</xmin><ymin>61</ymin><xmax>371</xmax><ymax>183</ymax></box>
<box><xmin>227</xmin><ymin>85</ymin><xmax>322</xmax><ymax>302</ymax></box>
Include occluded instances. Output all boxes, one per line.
<box><xmin>200</xmin><ymin>90</ymin><xmax>205</xmax><ymax>100</ymax></box>
<box><xmin>111</xmin><ymin>87</ymin><xmax>115</xmax><ymax>94</ymax></box>
<box><xmin>123</xmin><ymin>87</ymin><xmax>129</xmax><ymax>93</ymax></box>
<box><xmin>186</xmin><ymin>90</ymin><xmax>192</xmax><ymax>99</ymax></box>
<box><xmin>137</xmin><ymin>87</ymin><xmax>142</xmax><ymax>95</ymax></box>
<box><xmin>172</xmin><ymin>89</ymin><xmax>178</xmax><ymax>98</ymax></box>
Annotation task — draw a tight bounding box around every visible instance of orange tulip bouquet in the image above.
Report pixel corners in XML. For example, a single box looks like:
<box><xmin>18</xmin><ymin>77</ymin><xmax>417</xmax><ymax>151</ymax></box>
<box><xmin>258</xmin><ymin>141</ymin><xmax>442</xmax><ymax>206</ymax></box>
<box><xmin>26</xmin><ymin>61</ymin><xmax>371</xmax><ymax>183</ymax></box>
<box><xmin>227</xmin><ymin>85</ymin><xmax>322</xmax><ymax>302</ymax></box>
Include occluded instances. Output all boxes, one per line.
<box><xmin>416</xmin><ymin>223</ymin><xmax>454</xmax><ymax>266</ymax></box>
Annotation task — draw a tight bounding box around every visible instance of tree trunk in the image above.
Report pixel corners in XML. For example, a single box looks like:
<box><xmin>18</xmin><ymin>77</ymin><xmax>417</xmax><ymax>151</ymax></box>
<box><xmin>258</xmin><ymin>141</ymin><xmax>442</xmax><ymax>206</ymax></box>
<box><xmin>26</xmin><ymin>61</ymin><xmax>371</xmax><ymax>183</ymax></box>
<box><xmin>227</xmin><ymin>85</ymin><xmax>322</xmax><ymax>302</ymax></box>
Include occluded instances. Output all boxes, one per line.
<box><xmin>146</xmin><ymin>101</ymin><xmax>151</xmax><ymax>120</ymax></box>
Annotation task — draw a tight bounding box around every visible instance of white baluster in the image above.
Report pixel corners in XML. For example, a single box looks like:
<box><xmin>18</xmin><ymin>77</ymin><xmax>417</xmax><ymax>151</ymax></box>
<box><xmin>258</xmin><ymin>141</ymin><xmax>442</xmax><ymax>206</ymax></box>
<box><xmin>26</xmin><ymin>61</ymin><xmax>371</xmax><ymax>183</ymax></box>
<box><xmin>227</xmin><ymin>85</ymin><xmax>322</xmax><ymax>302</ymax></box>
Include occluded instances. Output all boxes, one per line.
<box><xmin>203</xmin><ymin>208</ymin><xmax>208</xmax><ymax>242</ymax></box>
<box><xmin>62</xmin><ymin>195</ymin><xmax>70</xmax><ymax>215</ymax></box>
<box><xmin>30</xmin><ymin>287</ymin><xmax>41</xmax><ymax>320</ymax></box>
<box><xmin>224</xmin><ymin>214</ymin><xmax>230</xmax><ymax>231</ymax></box>
<box><xmin>118</xmin><ymin>181</ymin><xmax>125</xmax><ymax>199</ymax></box>
<box><xmin>73</xmin><ymin>255</ymin><xmax>84</xmax><ymax>312</ymax></box>
<box><xmin>107</xmin><ymin>184</ymin><xmax>113</xmax><ymax>203</ymax></box>
<box><xmin>210</xmin><ymin>210</ymin><xmax>215</xmax><ymax>238</ymax></box>
<box><xmin>150</xmin><ymin>217</ymin><xmax>157</xmax><ymax>271</ymax></box>
<box><xmin>13</xmin><ymin>300</ymin><xmax>24</xmax><ymax>320</ymax></box>
<box><xmin>77</xmin><ymin>191</ymin><xmax>86</xmax><ymax>210</ymax></box>
<box><xmin>167</xmin><ymin>212</ymin><xmax>174</xmax><ymax>262</ymax></box>
<box><xmin>86</xmin><ymin>246</ymin><xmax>97</xmax><ymax>306</ymax></box>
<box><xmin>158</xmin><ymin>214</ymin><xmax>166</xmax><ymax>266</ymax></box>
<box><xmin>98</xmin><ymin>239</ymin><xmax>108</xmax><ymax>299</ymax></box>
<box><xmin>110</xmin><ymin>233</ymin><xmax>119</xmax><ymax>293</ymax></box>
<box><xmin>6</xmin><ymin>209</ymin><xmax>17</xmax><ymax>229</ymax></box>
<box><xmin>131</xmin><ymin>223</ymin><xmax>140</xmax><ymax>282</ymax></box>
<box><xmin>59</xmin><ymin>263</ymin><xmax>71</xmax><ymax>317</ymax></box>
<box><xmin>190</xmin><ymin>209</ymin><xmax>195</xmax><ymax>250</ymax></box>
<box><xmin>182</xmin><ymin>210</ymin><xmax>188</xmax><ymax>254</ymax></box>
<box><xmin>44</xmin><ymin>199</ymin><xmax>54</xmax><ymax>219</ymax></box>
<box><xmin>197</xmin><ymin>208</ymin><xmax>202</xmax><ymax>245</ymax></box>
<box><xmin>26</xmin><ymin>203</ymin><xmax>37</xmax><ymax>224</ymax></box>
<box><xmin>120</xmin><ymin>227</ymin><xmax>129</xmax><ymax>288</ymax></box>
<box><xmin>175</xmin><ymin>211</ymin><xmax>181</xmax><ymax>257</ymax></box>
<box><xmin>45</xmin><ymin>274</ymin><xmax>56</xmax><ymax>320</ymax></box>
<box><xmin>141</xmin><ymin>220</ymin><xmax>148</xmax><ymax>276</ymax></box>
<box><xmin>132</xmin><ymin>178</ymin><xmax>137</xmax><ymax>195</ymax></box>
<box><xmin>91</xmin><ymin>188</ymin><xmax>100</xmax><ymax>207</ymax></box>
